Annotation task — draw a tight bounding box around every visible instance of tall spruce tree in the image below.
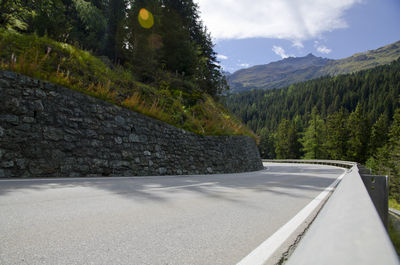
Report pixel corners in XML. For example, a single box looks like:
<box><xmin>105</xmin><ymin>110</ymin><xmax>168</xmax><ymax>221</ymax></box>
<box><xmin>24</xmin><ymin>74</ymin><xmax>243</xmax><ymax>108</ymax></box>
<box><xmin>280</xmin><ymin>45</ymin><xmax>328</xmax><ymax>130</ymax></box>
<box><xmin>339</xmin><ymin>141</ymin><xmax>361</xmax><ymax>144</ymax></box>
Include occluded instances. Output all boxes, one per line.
<box><xmin>301</xmin><ymin>108</ymin><xmax>327</xmax><ymax>159</ymax></box>
<box><xmin>369</xmin><ymin>109</ymin><xmax>400</xmax><ymax>201</ymax></box>
<box><xmin>346</xmin><ymin>104</ymin><xmax>370</xmax><ymax>163</ymax></box>
<box><xmin>259</xmin><ymin>127</ymin><xmax>276</xmax><ymax>159</ymax></box>
<box><xmin>160</xmin><ymin>0</ymin><xmax>197</xmax><ymax>77</ymax></box>
<box><xmin>325</xmin><ymin>109</ymin><xmax>349</xmax><ymax>160</ymax></box>
<box><xmin>369</xmin><ymin>113</ymin><xmax>389</xmax><ymax>156</ymax></box>
<box><xmin>73</xmin><ymin>0</ymin><xmax>107</xmax><ymax>51</ymax></box>
<box><xmin>126</xmin><ymin>0</ymin><xmax>161</xmax><ymax>81</ymax></box>
<box><xmin>275</xmin><ymin>119</ymin><xmax>301</xmax><ymax>159</ymax></box>
<box><xmin>30</xmin><ymin>0</ymin><xmax>68</xmax><ymax>41</ymax></box>
<box><xmin>104</xmin><ymin>0</ymin><xmax>127</xmax><ymax>61</ymax></box>
<box><xmin>388</xmin><ymin>109</ymin><xmax>400</xmax><ymax>176</ymax></box>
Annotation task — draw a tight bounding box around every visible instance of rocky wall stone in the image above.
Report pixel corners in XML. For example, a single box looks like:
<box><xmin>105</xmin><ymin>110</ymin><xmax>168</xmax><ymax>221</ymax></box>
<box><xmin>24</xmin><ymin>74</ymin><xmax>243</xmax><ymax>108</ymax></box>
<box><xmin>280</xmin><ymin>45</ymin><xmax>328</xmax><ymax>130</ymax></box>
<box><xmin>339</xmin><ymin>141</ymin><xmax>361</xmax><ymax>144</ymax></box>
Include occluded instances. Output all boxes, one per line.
<box><xmin>0</xmin><ymin>70</ymin><xmax>263</xmax><ymax>178</ymax></box>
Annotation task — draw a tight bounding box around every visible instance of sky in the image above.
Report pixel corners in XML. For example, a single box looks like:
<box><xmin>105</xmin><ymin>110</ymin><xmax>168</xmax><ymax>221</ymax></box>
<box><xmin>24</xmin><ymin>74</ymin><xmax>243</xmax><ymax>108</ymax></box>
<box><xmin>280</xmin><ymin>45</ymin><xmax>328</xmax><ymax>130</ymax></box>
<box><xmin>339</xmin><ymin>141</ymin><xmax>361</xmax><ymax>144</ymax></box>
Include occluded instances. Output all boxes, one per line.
<box><xmin>195</xmin><ymin>0</ymin><xmax>400</xmax><ymax>73</ymax></box>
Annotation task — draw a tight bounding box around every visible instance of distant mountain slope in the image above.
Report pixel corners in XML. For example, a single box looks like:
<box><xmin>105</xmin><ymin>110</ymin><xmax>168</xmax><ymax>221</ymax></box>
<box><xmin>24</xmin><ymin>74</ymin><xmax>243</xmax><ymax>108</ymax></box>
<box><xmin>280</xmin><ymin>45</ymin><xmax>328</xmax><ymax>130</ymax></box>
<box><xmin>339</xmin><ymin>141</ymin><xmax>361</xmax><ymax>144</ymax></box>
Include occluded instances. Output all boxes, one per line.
<box><xmin>227</xmin><ymin>40</ymin><xmax>400</xmax><ymax>92</ymax></box>
<box><xmin>227</xmin><ymin>54</ymin><xmax>331</xmax><ymax>92</ymax></box>
<box><xmin>321</xmin><ymin>41</ymin><xmax>400</xmax><ymax>76</ymax></box>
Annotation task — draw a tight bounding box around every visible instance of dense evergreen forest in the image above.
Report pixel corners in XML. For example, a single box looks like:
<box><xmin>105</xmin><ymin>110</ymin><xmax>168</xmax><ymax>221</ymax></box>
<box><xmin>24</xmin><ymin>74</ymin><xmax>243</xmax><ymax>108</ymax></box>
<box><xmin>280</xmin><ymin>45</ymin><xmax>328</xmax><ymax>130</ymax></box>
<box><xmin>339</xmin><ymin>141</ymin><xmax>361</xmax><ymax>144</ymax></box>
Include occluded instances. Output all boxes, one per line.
<box><xmin>225</xmin><ymin>59</ymin><xmax>400</xmax><ymax>200</ymax></box>
<box><xmin>0</xmin><ymin>0</ymin><xmax>226</xmax><ymax>96</ymax></box>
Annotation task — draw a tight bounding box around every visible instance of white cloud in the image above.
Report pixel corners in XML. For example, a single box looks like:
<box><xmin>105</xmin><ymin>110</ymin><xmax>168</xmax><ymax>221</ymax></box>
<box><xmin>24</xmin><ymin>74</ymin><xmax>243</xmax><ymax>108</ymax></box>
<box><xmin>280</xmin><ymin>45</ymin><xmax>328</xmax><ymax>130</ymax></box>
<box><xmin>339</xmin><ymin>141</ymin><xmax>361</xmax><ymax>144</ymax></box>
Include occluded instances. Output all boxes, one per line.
<box><xmin>217</xmin><ymin>54</ymin><xmax>228</xmax><ymax>60</ymax></box>
<box><xmin>195</xmin><ymin>0</ymin><xmax>362</xmax><ymax>41</ymax></box>
<box><xmin>292</xmin><ymin>40</ymin><xmax>304</xmax><ymax>49</ymax></box>
<box><xmin>317</xmin><ymin>45</ymin><xmax>332</xmax><ymax>54</ymax></box>
<box><xmin>272</xmin><ymin>46</ymin><xmax>289</xmax><ymax>59</ymax></box>
<box><xmin>238</xmin><ymin>63</ymin><xmax>250</xmax><ymax>68</ymax></box>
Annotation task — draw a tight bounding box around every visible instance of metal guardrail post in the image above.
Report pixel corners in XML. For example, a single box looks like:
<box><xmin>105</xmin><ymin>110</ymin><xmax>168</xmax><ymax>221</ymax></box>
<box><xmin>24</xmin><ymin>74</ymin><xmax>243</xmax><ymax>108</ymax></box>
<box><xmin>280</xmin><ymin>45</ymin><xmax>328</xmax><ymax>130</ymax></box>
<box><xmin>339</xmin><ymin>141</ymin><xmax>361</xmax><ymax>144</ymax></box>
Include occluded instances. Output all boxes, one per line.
<box><xmin>360</xmin><ymin>174</ymin><xmax>389</xmax><ymax>228</ymax></box>
<box><xmin>357</xmin><ymin>164</ymin><xmax>389</xmax><ymax>228</ymax></box>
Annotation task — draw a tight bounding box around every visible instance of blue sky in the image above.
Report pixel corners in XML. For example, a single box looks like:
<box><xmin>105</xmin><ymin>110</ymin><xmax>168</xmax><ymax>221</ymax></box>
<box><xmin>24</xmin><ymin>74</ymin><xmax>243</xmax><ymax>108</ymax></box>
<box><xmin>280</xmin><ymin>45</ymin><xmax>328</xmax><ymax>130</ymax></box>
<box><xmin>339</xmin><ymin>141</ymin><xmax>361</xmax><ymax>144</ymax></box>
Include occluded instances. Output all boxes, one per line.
<box><xmin>195</xmin><ymin>0</ymin><xmax>400</xmax><ymax>73</ymax></box>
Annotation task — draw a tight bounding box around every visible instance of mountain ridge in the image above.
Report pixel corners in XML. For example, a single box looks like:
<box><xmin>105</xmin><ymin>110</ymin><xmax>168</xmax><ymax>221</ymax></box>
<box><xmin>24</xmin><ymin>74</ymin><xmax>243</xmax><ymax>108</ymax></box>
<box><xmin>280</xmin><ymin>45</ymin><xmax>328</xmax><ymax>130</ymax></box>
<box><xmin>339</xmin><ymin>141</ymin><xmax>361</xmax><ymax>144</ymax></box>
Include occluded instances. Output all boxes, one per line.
<box><xmin>227</xmin><ymin>40</ymin><xmax>400</xmax><ymax>92</ymax></box>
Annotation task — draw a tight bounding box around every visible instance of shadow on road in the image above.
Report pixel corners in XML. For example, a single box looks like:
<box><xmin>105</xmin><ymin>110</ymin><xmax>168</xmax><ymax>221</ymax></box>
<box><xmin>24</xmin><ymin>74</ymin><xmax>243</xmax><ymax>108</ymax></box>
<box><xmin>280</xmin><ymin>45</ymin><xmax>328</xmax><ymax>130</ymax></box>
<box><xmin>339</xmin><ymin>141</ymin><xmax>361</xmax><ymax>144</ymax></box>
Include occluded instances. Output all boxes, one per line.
<box><xmin>0</xmin><ymin>164</ymin><xmax>344</xmax><ymax>205</ymax></box>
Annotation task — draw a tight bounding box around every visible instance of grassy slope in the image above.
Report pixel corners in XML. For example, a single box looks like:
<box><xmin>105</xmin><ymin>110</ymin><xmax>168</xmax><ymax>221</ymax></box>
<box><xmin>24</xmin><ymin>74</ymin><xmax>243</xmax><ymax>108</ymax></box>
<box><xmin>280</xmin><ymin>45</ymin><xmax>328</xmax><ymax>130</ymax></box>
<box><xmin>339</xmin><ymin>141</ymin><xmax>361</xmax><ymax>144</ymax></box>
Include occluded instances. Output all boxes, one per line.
<box><xmin>321</xmin><ymin>40</ymin><xmax>400</xmax><ymax>76</ymax></box>
<box><xmin>0</xmin><ymin>30</ymin><xmax>256</xmax><ymax>139</ymax></box>
<box><xmin>389</xmin><ymin>199</ymin><xmax>400</xmax><ymax>256</ymax></box>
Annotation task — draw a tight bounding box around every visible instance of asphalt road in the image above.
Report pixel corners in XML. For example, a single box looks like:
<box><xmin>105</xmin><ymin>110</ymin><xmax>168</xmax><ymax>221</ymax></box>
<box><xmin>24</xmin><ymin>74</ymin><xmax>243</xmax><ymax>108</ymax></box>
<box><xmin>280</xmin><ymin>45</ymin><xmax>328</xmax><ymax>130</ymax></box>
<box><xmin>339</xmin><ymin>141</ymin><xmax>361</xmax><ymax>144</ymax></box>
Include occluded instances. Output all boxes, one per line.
<box><xmin>0</xmin><ymin>163</ymin><xmax>344</xmax><ymax>265</ymax></box>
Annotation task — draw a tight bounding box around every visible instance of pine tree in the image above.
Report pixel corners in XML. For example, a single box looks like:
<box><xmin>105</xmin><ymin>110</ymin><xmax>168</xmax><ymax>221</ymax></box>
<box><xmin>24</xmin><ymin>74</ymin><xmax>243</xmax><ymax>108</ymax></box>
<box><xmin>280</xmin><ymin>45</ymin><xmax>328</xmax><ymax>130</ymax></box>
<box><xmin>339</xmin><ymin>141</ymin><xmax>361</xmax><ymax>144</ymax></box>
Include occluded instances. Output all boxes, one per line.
<box><xmin>159</xmin><ymin>0</ymin><xmax>197</xmax><ymax>77</ymax></box>
<box><xmin>346</xmin><ymin>104</ymin><xmax>370</xmax><ymax>163</ymax></box>
<box><xmin>104</xmin><ymin>0</ymin><xmax>127</xmax><ymax>61</ymax></box>
<box><xmin>73</xmin><ymin>0</ymin><xmax>107</xmax><ymax>51</ymax></box>
<box><xmin>259</xmin><ymin>128</ymin><xmax>276</xmax><ymax>159</ymax></box>
<box><xmin>301</xmin><ymin>108</ymin><xmax>327</xmax><ymax>159</ymax></box>
<box><xmin>275</xmin><ymin>119</ymin><xmax>301</xmax><ymax>159</ymax></box>
<box><xmin>325</xmin><ymin>109</ymin><xmax>349</xmax><ymax>160</ymax></box>
<box><xmin>388</xmin><ymin>109</ymin><xmax>400</xmax><ymax>180</ymax></box>
<box><xmin>0</xmin><ymin>0</ymin><xmax>34</xmax><ymax>32</ymax></box>
<box><xmin>29</xmin><ymin>0</ymin><xmax>68</xmax><ymax>41</ymax></box>
<box><xmin>369</xmin><ymin>113</ymin><xmax>389</xmax><ymax>156</ymax></box>
<box><xmin>370</xmin><ymin>109</ymin><xmax>400</xmax><ymax>201</ymax></box>
<box><xmin>126</xmin><ymin>0</ymin><xmax>161</xmax><ymax>81</ymax></box>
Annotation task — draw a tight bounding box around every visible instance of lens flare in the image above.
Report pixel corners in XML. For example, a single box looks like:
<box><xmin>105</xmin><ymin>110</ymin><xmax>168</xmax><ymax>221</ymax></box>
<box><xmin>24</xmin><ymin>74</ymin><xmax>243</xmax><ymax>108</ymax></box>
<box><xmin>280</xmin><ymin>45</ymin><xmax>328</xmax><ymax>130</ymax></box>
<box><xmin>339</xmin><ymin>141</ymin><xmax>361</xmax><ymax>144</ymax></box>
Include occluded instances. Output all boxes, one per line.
<box><xmin>138</xmin><ymin>8</ymin><xmax>154</xmax><ymax>29</ymax></box>
<box><xmin>139</xmin><ymin>8</ymin><xmax>149</xmax><ymax>20</ymax></box>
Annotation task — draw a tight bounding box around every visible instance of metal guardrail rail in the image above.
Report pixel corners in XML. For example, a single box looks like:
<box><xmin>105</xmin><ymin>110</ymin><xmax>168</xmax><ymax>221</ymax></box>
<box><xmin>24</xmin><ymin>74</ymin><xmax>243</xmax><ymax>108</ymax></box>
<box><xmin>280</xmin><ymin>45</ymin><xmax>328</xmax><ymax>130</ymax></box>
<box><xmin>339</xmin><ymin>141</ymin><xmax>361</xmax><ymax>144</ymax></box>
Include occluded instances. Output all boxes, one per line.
<box><xmin>390</xmin><ymin>208</ymin><xmax>400</xmax><ymax>217</ymax></box>
<box><xmin>263</xmin><ymin>159</ymin><xmax>356</xmax><ymax>168</ymax></box>
<box><xmin>262</xmin><ymin>159</ymin><xmax>399</xmax><ymax>264</ymax></box>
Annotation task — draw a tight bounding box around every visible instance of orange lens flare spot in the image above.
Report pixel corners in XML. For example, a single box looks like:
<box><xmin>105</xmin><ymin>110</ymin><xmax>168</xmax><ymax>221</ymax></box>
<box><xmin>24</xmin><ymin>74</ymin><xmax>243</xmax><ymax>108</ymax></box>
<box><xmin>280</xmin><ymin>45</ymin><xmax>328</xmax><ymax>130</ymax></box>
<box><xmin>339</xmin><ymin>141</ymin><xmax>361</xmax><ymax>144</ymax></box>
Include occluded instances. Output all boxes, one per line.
<box><xmin>139</xmin><ymin>8</ymin><xmax>149</xmax><ymax>20</ymax></box>
<box><xmin>138</xmin><ymin>8</ymin><xmax>154</xmax><ymax>29</ymax></box>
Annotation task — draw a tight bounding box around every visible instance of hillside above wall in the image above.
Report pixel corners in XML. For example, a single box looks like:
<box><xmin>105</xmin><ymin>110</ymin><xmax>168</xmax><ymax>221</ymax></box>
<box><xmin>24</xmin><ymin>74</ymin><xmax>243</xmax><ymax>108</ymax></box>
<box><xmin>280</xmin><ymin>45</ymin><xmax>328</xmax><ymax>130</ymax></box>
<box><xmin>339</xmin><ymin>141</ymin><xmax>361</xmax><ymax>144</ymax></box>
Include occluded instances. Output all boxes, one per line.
<box><xmin>0</xmin><ymin>31</ymin><xmax>255</xmax><ymax>138</ymax></box>
<box><xmin>0</xmin><ymin>70</ymin><xmax>263</xmax><ymax>178</ymax></box>
<box><xmin>227</xmin><ymin>40</ymin><xmax>400</xmax><ymax>92</ymax></box>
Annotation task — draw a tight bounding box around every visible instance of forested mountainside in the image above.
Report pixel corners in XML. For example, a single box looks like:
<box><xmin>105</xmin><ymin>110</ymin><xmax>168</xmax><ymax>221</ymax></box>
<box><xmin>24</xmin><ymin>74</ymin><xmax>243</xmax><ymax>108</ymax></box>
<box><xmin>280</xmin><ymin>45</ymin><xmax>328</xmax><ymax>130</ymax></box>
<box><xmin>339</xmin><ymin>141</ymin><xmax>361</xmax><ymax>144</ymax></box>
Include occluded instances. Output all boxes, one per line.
<box><xmin>224</xmin><ymin>59</ymin><xmax>400</xmax><ymax>199</ymax></box>
<box><xmin>227</xmin><ymin>40</ymin><xmax>400</xmax><ymax>92</ymax></box>
<box><xmin>0</xmin><ymin>0</ymin><xmax>254</xmax><ymax>138</ymax></box>
<box><xmin>225</xmin><ymin>59</ymin><xmax>400</xmax><ymax>135</ymax></box>
<box><xmin>227</xmin><ymin>53</ymin><xmax>331</xmax><ymax>92</ymax></box>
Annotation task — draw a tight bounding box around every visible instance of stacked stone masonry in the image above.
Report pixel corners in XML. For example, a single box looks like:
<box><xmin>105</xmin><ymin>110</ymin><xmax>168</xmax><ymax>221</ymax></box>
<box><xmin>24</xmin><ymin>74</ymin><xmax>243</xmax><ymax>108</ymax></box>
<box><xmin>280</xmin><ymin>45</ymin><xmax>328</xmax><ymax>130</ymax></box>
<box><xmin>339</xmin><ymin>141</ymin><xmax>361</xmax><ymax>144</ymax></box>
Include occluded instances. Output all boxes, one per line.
<box><xmin>0</xmin><ymin>70</ymin><xmax>263</xmax><ymax>178</ymax></box>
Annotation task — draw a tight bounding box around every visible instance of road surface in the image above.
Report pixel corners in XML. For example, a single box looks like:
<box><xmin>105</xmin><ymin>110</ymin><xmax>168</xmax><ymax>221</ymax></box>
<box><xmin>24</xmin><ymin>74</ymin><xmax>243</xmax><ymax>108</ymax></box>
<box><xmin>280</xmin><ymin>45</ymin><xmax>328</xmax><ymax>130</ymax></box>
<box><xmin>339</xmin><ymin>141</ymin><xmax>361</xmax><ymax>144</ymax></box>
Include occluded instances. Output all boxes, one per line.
<box><xmin>0</xmin><ymin>163</ymin><xmax>345</xmax><ymax>265</ymax></box>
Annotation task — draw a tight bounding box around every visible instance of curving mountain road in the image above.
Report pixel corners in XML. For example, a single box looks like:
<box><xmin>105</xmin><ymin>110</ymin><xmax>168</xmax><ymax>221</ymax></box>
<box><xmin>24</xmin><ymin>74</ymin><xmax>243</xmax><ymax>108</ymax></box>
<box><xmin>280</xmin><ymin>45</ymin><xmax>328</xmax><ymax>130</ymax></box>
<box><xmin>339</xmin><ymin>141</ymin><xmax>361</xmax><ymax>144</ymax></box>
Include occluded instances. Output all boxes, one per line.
<box><xmin>0</xmin><ymin>163</ymin><xmax>345</xmax><ymax>265</ymax></box>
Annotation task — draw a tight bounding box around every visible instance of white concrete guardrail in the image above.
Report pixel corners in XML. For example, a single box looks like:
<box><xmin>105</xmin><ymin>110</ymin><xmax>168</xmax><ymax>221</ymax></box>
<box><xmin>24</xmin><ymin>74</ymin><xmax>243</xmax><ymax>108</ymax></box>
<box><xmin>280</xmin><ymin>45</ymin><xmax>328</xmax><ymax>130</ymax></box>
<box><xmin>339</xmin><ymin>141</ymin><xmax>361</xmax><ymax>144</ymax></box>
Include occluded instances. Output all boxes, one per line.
<box><xmin>263</xmin><ymin>159</ymin><xmax>399</xmax><ymax>265</ymax></box>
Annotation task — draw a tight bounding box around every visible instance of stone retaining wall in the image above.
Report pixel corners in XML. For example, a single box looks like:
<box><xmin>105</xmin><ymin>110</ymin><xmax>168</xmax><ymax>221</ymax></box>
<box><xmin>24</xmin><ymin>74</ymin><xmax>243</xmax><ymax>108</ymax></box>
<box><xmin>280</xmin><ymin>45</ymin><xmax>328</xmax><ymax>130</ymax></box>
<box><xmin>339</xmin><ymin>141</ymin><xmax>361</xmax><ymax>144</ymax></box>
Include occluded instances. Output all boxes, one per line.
<box><xmin>0</xmin><ymin>70</ymin><xmax>263</xmax><ymax>178</ymax></box>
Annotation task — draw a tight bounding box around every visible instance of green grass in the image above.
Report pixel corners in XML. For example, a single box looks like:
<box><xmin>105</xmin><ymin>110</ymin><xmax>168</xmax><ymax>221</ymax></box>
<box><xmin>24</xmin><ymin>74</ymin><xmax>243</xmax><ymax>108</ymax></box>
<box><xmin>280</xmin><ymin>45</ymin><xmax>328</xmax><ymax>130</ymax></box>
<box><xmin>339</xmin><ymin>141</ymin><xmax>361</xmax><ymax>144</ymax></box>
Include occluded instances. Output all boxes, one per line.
<box><xmin>390</xmin><ymin>199</ymin><xmax>400</xmax><ymax>211</ymax></box>
<box><xmin>0</xmin><ymin>30</ymin><xmax>256</xmax><ymax>139</ymax></box>
<box><xmin>389</xmin><ymin>211</ymin><xmax>400</xmax><ymax>256</ymax></box>
<box><xmin>388</xmin><ymin>200</ymin><xmax>400</xmax><ymax>256</ymax></box>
